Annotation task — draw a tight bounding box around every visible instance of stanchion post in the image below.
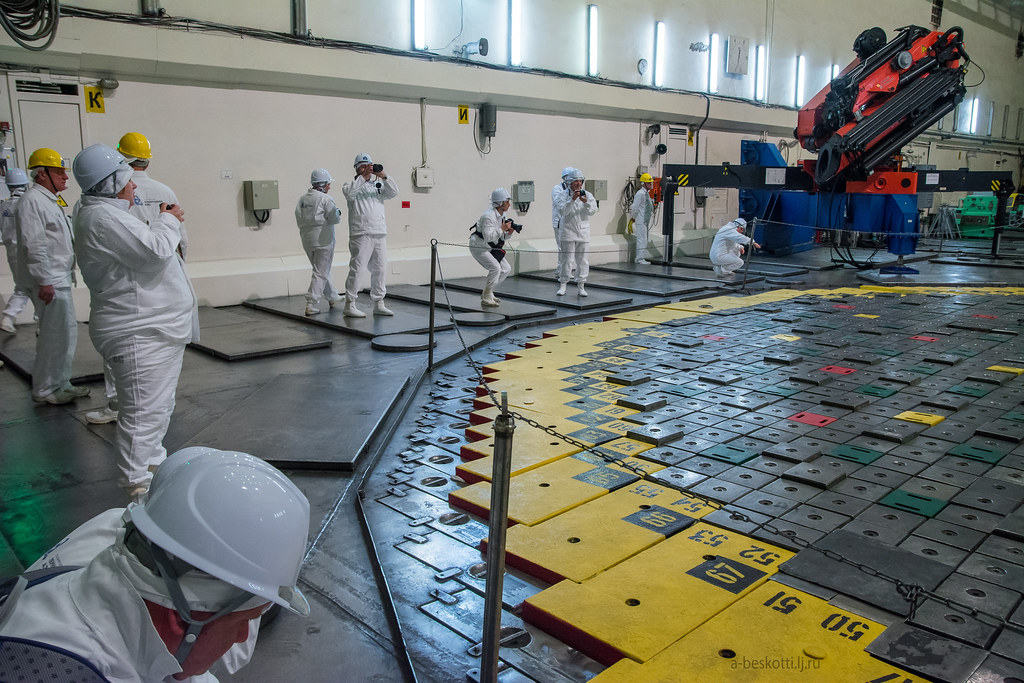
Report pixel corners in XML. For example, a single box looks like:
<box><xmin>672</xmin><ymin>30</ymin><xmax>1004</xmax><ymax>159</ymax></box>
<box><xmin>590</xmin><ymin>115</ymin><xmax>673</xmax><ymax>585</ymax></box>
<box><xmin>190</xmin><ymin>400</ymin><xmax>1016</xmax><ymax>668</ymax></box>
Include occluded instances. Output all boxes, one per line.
<box><xmin>478</xmin><ymin>392</ymin><xmax>515</xmax><ymax>683</ymax></box>
<box><xmin>740</xmin><ymin>218</ymin><xmax>755</xmax><ymax>291</ymax></box>
<box><xmin>428</xmin><ymin>240</ymin><xmax>437</xmax><ymax>370</ymax></box>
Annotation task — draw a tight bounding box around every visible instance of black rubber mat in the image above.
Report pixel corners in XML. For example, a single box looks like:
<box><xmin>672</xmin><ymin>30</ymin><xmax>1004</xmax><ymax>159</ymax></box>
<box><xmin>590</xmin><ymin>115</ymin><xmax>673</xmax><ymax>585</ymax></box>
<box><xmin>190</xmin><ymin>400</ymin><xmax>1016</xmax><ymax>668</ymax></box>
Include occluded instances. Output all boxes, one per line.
<box><xmin>591</xmin><ymin>261</ymin><xmax>764</xmax><ymax>285</ymax></box>
<box><xmin>185</xmin><ymin>368</ymin><xmax>409</xmax><ymax>469</ymax></box>
<box><xmin>0</xmin><ymin>322</ymin><xmax>104</xmax><ymax>384</ymax></box>
<box><xmin>518</xmin><ymin>269</ymin><xmax>721</xmax><ymax>297</ymax></box>
<box><xmin>440</xmin><ymin>276</ymin><xmax>633</xmax><ymax>310</ymax></box>
<box><xmin>243</xmin><ymin>295</ymin><xmax>454</xmax><ymax>339</ymax></box>
<box><xmin>659</xmin><ymin>255</ymin><xmax>809</xmax><ymax>277</ymax></box>
<box><xmin>386</xmin><ymin>284</ymin><xmax>557</xmax><ymax>321</ymax></box>
<box><xmin>188</xmin><ymin>306</ymin><xmax>333</xmax><ymax>361</ymax></box>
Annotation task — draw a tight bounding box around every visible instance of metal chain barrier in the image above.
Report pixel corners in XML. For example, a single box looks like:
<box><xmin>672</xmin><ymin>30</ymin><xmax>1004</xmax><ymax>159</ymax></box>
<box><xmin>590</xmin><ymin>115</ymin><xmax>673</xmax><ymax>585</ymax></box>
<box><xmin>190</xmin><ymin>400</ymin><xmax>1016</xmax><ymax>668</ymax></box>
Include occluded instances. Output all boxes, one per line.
<box><xmin>427</xmin><ymin>257</ymin><xmax>1023</xmax><ymax>635</ymax></box>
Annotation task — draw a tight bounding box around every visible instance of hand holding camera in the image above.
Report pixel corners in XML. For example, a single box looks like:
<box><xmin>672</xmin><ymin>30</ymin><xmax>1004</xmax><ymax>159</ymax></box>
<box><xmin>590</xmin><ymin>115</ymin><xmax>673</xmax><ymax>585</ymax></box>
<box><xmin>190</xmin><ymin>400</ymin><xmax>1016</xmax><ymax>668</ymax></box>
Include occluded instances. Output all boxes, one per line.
<box><xmin>502</xmin><ymin>218</ymin><xmax>523</xmax><ymax>235</ymax></box>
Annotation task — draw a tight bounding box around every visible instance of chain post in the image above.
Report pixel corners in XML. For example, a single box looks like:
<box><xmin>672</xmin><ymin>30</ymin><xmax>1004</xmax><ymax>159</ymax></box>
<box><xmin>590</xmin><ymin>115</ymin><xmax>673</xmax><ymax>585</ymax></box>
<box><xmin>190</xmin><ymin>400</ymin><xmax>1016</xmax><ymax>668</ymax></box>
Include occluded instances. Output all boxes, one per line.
<box><xmin>478</xmin><ymin>392</ymin><xmax>515</xmax><ymax>683</ymax></box>
<box><xmin>428</xmin><ymin>239</ymin><xmax>437</xmax><ymax>370</ymax></box>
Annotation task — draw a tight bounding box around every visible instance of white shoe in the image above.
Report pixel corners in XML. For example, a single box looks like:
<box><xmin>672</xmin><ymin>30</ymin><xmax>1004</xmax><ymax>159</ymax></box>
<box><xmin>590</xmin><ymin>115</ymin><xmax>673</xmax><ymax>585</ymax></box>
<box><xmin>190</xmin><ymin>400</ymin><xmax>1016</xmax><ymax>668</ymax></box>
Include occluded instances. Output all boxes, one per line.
<box><xmin>0</xmin><ymin>316</ymin><xmax>15</xmax><ymax>334</ymax></box>
<box><xmin>86</xmin><ymin>406</ymin><xmax>119</xmax><ymax>424</ymax></box>
<box><xmin>556</xmin><ymin>284</ymin><xmax>567</xmax><ymax>296</ymax></box>
<box><xmin>327</xmin><ymin>297</ymin><xmax>342</xmax><ymax>308</ymax></box>
<box><xmin>32</xmin><ymin>388</ymin><xmax>79</xmax><ymax>405</ymax></box>
<box><xmin>63</xmin><ymin>384</ymin><xmax>91</xmax><ymax>398</ymax></box>
<box><xmin>343</xmin><ymin>302</ymin><xmax>366</xmax><ymax>318</ymax></box>
<box><xmin>635</xmin><ymin>259</ymin><xmax>651</xmax><ymax>265</ymax></box>
<box><xmin>373</xmin><ymin>301</ymin><xmax>394</xmax><ymax>316</ymax></box>
<box><xmin>578</xmin><ymin>283</ymin><xmax>588</xmax><ymax>297</ymax></box>
<box><xmin>481</xmin><ymin>296</ymin><xmax>500</xmax><ymax>307</ymax></box>
<box><xmin>305</xmin><ymin>304</ymin><xmax>320</xmax><ymax>316</ymax></box>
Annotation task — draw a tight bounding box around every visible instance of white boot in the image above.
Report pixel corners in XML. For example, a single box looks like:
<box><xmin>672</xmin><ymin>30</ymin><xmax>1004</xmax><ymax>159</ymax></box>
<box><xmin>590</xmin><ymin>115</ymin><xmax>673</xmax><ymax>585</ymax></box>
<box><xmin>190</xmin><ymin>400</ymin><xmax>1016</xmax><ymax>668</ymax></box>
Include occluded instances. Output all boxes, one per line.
<box><xmin>343</xmin><ymin>301</ymin><xmax>366</xmax><ymax>317</ymax></box>
<box><xmin>578</xmin><ymin>282</ymin><xmax>588</xmax><ymax>297</ymax></box>
<box><xmin>0</xmin><ymin>315</ymin><xmax>15</xmax><ymax>334</ymax></box>
<box><xmin>481</xmin><ymin>287</ymin><xmax>500</xmax><ymax>307</ymax></box>
<box><xmin>305</xmin><ymin>303</ymin><xmax>321</xmax><ymax>316</ymax></box>
<box><xmin>556</xmin><ymin>283</ymin><xmax>567</xmax><ymax>296</ymax></box>
<box><xmin>373</xmin><ymin>300</ymin><xmax>394</xmax><ymax>316</ymax></box>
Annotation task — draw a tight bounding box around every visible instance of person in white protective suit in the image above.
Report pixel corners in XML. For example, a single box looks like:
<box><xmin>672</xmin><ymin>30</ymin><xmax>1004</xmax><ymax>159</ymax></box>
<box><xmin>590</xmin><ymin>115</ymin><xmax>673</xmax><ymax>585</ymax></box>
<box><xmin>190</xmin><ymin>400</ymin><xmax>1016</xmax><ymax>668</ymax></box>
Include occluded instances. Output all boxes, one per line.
<box><xmin>469</xmin><ymin>187</ymin><xmax>519</xmax><ymax>307</ymax></box>
<box><xmin>16</xmin><ymin>148</ymin><xmax>90</xmax><ymax>404</ymax></box>
<box><xmin>1</xmin><ymin>167</ymin><xmax>30</xmax><ymax>334</ymax></box>
<box><xmin>553</xmin><ymin>168</ymin><xmax>598</xmax><ymax>297</ymax></box>
<box><xmin>71</xmin><ymin>143</ymin><xmax>197</xmax><ymax>501</ymax></box>
<box><xmin>550</xmin><ymin>167</ymin><xmax>574</xmax><ymax>279</ymax></box>
<box><xmin>295</xmin><ymin>168</ymin><xmax>343</xmax><ymax>316</ymax></box>
<box><xmin>709</xmin><ymin>217</ymin><xmax>760</xmax><ymax>278</ymax></box>
<box><xmin>118</xmin><ymin>132</ymin><xmax>188</xmax><ymax>260</ymax></box>
<box><xmin>340</xmin><ymin>152</ymin><xmax>398</xmax><ymax>318</ymax></box>
<box><xmin>0</xmin><ymin>447</ymin><xmax>311</xmax><ymax>683</ymax></box>
<box><xmin>628</xmin><ymin>173</ymin><xmax>655</xmax><ymax>264</ymax></box>
<box><xmin>84</xmin><ymin>132</ymin><xmax>188</xmax><ymax>428</ymax></box>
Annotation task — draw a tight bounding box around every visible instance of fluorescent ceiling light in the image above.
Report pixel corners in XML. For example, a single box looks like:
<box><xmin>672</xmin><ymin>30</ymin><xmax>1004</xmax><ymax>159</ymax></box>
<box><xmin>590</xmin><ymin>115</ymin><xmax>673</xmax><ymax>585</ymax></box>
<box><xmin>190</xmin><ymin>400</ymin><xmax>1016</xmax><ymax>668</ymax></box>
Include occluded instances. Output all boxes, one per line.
<box><xmin>709</xmin><ymin>33</ymin><xmax>720</xmax><ymax>93</ymax></box>
<box><xmin>509</xmin><ymin>0</ymin><xmax>521</xmax><ymax>66</ymax></box>
<box><xmin>654</xmin><ymin>21</ymin><xmax>666</xmax><ymax>87</ymax></box>
<box><xmin>755</xmin><ymin>44</ymin><xmax>767</xmax><ymax>101</ymax></box>
<box><xmin>587</xmin><ymin>5</ymin><xmax>598</xmax><ymax>76</ymax></box>
<box><xmin>795</xmin><ymin>54</ymin><xmax>806</xmax><ymax>107</ymax></box>
<box><xmin>413</xmin><ymin>0</ymin><xmax>426</xmax><ymax>50</ymax></box>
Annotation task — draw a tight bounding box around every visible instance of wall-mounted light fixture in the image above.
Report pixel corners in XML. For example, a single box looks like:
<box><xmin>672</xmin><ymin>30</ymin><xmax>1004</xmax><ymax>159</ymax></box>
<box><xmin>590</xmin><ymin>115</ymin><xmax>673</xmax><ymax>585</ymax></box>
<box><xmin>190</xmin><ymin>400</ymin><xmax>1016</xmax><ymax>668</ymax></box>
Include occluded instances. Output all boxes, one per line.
<box><xmin>708</xmin><ymin>33</ymin><xmax>720</xmax><ymax>93</ymax></box>
<box><xmin>968</xmin><ymin>97</ymin><xmax>979</xmax><ymax>134</ymax></box>
<box><xmin>986</xmin><ymin>102</ymin><xmax>994</xmax><ymax>136</ymax></box>
<box><xmin>508</xmin><ymin>0</ymin><xmax>521</xmax><ymax>66</ymax></box>
<box><xmin>587</xmin><ymin>4</ymin><xmax>598</xmax><ymax>76</ymax></box>
<box><xmin>831</xmin><ymin>63</ymin><xmax>841</xmax><ymax>81</ymax></box>
<box><xmin>653</xmin><ymin>21</ymin><xmax>666</xmax><ymax>87</ymax></box>
<box><xmin>795</xmin><ymin>54</ymin><xmax>806</xmax><ymax>107</ymax></box>
<box><xmin>754</xmin><ymin>44</ymin><xmax>767</xmax><ymax>102</ymax></box>
<box><xmin>413</xmin><ymin>0</ymin><xmax>426</xmax><ymax>50</ymax></box>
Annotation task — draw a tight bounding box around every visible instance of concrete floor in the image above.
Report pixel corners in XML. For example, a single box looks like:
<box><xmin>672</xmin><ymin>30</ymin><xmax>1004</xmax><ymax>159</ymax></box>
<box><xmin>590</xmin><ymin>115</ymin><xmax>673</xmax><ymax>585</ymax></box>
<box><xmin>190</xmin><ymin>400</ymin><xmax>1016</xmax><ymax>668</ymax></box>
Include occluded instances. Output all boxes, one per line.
<box><xmin>2</xmin><ymin>239</ymin><xmax>1024</xmax><ymax>682</ymax></box>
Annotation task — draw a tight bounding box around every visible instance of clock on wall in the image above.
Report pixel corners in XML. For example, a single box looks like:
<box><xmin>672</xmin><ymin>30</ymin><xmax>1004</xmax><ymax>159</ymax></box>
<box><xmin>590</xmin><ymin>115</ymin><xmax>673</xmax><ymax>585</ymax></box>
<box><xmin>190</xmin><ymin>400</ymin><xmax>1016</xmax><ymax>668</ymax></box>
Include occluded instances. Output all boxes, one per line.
<box><xmin>726</xmin><ymin>35</ymin><xmax>750</xmax><ymax>75</ymax></box>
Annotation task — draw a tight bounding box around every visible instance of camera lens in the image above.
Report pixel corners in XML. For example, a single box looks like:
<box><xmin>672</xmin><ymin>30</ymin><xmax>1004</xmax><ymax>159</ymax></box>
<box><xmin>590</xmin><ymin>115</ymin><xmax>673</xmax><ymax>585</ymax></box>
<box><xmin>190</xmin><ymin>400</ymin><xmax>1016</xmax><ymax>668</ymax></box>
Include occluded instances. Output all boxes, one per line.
<box><xmin>372</xmin><ymin>163</ymin><xmax>383</xmax><ymax>173</ymax></box>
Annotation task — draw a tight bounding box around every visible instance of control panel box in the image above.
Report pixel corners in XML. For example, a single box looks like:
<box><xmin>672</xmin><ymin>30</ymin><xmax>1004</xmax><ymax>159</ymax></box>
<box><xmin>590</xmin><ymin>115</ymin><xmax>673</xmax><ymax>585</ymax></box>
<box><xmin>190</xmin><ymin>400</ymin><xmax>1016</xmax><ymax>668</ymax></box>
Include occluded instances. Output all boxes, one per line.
<box><xmin>585</xmin><ymin>179</ymin><xmax>608</xmax><ymax>201</ymax></box>
<box><xmin>243</xmin><ymin>180</ymin><xmax>279</xmax><ymax>210</ymax></box>
<box><xmin>513</xmin><ymin>180</ymin><xmax>535</xmax><ymax>203</ymax></box>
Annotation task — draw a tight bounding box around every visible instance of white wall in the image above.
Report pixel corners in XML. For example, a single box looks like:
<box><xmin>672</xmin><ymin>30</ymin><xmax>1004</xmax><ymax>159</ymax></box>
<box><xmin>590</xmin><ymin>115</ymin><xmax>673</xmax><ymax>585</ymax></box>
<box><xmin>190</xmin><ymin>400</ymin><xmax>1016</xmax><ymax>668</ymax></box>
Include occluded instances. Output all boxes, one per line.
<box><xmin>0</xmin><ymin>0</ymin><xmax>1020</xmax><ymax>313</ymax></box>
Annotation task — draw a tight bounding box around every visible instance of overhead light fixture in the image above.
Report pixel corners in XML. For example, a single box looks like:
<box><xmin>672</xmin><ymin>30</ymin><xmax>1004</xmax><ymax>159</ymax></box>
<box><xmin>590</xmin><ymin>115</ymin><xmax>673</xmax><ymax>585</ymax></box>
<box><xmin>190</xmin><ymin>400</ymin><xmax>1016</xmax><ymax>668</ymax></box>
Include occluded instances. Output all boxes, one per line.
<box><xmin>795</xmin><ymin>54</ymin><xmax>806</xmax><ymax>107</ymax></box>
<box><xmin>969</xmin><ymin>97</ymin><xmax>979</xmax><ymax>134</ymax></box>
<box><xmin>587</xmin><ymin>4</ymin><xmax>598</xmax><ymax>76</ymax></box>
<box><xmin>708</xmin><ymin>33</ymin><xmax>720</xmax><ymax>93</ymax></box>
<box><xmin>413</xmin><ymin>0</ymin><xmax>426</xmax><ymax>50</ymax></box>
<box><xmin>754</xmin><ymin>44</ymin><xmax>767</xmax><ymax>102</ymax></box>
<box><xmin>454</xmin><ymin>38</ymin><xmax>488</xmax><ymax>58</ymax></box>
<box><xmin>653</xmin><ymin>21</ymin><xmax>666</xmax><ymax>87</ymax></box>
<box><xmin>986</xmin><ymin>101</ymin><xmax>994</xmax><ymax>136</ymax></box>
<box><xmin>831</xmin><ymin>63</ymin><xmax>841</xmax><ymax>81</ymax></box>
<box><xmin>508</xmin><ymin>0</ymin><xmax>521</xmax><ymax>66</ymax></box>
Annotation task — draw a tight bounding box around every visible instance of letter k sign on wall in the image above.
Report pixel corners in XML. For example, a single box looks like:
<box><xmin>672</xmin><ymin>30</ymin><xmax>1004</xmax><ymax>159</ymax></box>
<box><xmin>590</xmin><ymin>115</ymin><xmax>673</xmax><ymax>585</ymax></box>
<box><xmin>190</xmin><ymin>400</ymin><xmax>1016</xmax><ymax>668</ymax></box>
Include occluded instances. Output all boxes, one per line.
<box><xmin>84</xmin><ymin>86</ymin><xmax>105</xmax><ymax>113</ymax></box>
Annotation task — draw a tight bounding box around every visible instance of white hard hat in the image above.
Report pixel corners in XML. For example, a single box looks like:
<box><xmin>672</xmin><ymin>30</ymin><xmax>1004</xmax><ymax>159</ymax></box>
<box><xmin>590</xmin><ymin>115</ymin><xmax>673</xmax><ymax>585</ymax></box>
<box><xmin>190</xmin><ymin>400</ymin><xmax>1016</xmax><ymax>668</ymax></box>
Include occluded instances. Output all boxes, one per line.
<box><xmin>129</xmin><ymin>447</ymin><xmax>311</xmax><ymax>616</ymax></box>
<box><xmin>311</xmin><ymin>168</ymin><xmax>333</xmax><ymax>185</ymax></box>
<box><xmin>561</xmin><ymin>167</ymin><xmax>575</xmax><ymax>179</ymax></box>
<box><xmin>72</xmin><ymin>144</ymin><xmax>129</xmax><ymax>194</ymax></box>
<box><xmin>490</xmin><ymin>187</ymin><xmax>511</xmax><ymax>206</ymax></box>
<box><xmin>5</xmin><ymin>168</ymin><xmax>28</xmax><ymax>187</ymax></box>
<box><xmin>734</xmin><ymin>217</ymin><xmax>748</xmax><ymax>229</ymax></box>
<box><xmin>570</xmin><ymin>169</ymin><xmax>585</xmax><ymax>181</ymax></box>
<box><xmin>353</xmin><ymin>153</ymin><xmax>373</xmax><ymax>169</ymax></box>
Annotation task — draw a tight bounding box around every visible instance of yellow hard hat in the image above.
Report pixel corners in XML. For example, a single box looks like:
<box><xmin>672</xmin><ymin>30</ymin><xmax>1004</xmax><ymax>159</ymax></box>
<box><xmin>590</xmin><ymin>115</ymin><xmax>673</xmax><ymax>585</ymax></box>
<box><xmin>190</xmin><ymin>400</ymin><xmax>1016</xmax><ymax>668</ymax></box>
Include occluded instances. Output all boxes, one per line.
<box><xmin>639</xmin><ymin>173</ymin><xmax>654</xmax><ymax>183</ymax></box>
<box><xmin>117</xmin><ymin>132</ymin><xmax>152</xmax><ymax>160</ymax></box>
<box><xmin>28</xmin><ymin>148</ymin><xmax>65</xmax><ymax>169</ymax></box>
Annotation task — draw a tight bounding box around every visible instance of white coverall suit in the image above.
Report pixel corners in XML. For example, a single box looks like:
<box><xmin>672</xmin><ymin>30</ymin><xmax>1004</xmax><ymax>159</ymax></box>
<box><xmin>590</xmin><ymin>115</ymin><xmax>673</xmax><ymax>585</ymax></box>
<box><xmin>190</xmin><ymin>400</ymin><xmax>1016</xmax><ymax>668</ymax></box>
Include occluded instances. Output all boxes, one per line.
<box><xmin>629</xmin><ymin>186</ymin><xmax>654</xmax><ymax>260</ymax></box>
<box><xmin>469</xmin><ymin>206</ymin><xmax>513</xmax><ymax>290</ymax></box>
<box><xmin>550</xmin><ymin>181</ymin><xmax>567</xmax><ymax>279</ymax></box>
<box><xmin>709</xmin><ymin>220</ymin><xmax>752</xmax><ymax>276</ymax></box>
<box><xmin>16</xmin><ymin>182</ymin><xmax>78</xmax><ymax>400</ymax></box>
<box><xmin>554</xmin><ymin>188</ymin><xmax>598</xmax><ymax>284</ymax></box>
<box><xmin>74</xmin><ymin>195</ymin><xmax>198</xmax><ymax>489</ymax></box>
<box><xmin>129</xmin><ymin>170</ymin><xmax>188</xmax><ymax>260</ymax></box>
<box><xmin>1</xmin><ymin>187</ymin><xmax>29</xmax><ymax>322</ymax></box>
<box><xmin>295</xmin><ymin>188</ymin><xmax>343</xmax><ymax>308</ymax></box>
<box><xmin>341</xmin><ymin>175</ymin><xmax>398</xmax><ymax>304</ymax></box>
<box><xmin>2</xmin><ymin>508</ymin><xmax>258</xmax><ymax>680</ymax></box>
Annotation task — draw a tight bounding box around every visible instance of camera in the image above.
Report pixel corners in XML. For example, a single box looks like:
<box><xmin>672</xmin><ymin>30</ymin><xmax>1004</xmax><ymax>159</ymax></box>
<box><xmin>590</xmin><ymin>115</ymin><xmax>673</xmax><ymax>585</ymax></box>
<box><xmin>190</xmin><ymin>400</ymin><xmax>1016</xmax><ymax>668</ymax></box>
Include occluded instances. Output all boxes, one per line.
<box><xmin>509</xmin><ymin>222</ymin><xmax>523</xmax><ymax>233</ymax></box>
<box><xmin>372</xmin><ymin>163</ymin><xmax>383</xmax><ymax>173</ymax></box>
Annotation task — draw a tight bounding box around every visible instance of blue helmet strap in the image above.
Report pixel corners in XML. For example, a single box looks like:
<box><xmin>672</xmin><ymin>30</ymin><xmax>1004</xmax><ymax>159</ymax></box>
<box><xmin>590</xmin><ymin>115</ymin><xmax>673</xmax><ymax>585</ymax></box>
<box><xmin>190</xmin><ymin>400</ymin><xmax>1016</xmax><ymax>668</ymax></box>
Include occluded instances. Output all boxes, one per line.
<box><xmin>146</xmin><ymin>542</ymin><xmax>254</xmax><ymax>666</ymax></box>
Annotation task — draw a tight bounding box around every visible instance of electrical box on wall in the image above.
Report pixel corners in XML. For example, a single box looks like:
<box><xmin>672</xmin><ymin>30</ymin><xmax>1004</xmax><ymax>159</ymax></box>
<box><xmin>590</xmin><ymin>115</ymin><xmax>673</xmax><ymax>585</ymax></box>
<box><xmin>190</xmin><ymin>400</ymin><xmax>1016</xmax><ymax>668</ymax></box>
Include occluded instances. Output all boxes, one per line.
<box><xmin>413</xmin><ymin>166</ymin><xmax>435</xmax><ymax>188</ymax></box>
<box><xmin>585</xmin><ymin>179</ymin><xmax>608</xmax><ymax>201</ymax></box>
<box><xmin>243</xmin><ymin>180</ymin><xmax>279</xmax><ymax>211</ymax></box>
<box><xmin>512</xmin><ymin>180</ymin><xmax>534</xmax><ymax>203</ymax></box>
